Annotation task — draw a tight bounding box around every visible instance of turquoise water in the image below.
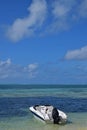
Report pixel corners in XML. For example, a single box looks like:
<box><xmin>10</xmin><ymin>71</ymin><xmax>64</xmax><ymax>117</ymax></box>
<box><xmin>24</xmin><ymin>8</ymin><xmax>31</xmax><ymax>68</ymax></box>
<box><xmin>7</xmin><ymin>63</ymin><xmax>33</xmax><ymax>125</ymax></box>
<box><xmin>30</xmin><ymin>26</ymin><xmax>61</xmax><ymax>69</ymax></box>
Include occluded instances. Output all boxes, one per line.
<box><xmin>0</xmin><ymin>85</ymin><xmax>87</xmax><ymax>130</ymax></box>
<box><xmin>0</xmin><ymin>113</ymin><xmax>87</xmax><ymax>130</ymax></box>
<box><xmin>0</xmin><ymin>85</ymin><xmax>87</xmax><ymax>98</ymax></box>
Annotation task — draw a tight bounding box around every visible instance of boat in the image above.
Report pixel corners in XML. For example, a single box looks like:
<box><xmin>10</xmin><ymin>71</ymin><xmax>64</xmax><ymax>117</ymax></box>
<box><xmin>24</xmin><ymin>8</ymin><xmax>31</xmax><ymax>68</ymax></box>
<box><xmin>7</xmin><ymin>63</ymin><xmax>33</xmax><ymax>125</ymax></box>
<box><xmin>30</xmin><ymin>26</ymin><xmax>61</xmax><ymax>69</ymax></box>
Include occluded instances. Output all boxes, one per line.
<box><xmin>29</xmin><ymin>105</ymin><xmax>67</xmax><ymax>124</ymax></box>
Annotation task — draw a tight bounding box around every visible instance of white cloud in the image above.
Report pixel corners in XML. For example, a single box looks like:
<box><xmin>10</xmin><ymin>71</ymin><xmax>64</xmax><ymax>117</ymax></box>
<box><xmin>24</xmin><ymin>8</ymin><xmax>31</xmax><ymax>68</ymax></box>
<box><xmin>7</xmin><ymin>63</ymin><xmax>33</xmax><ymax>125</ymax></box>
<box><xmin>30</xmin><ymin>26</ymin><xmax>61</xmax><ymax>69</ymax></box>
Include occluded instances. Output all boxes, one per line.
<box><xmin>52</xmin><ymin>0</ymin><xmax>87</xmax><ymax>20</ymax></box>
<box><xmin>64</xmin><ymin>46</ymin><xmax>87</xmax><ymax>60</ymax></box>
<box><xmin>24</xmin><ymin>63</ymin><xmax>38</xmax><ymax>78</ymax></box>
<box><xmin>48</xmin><ymin>0</ymin><xmax>87</xmax><ymax>33</ymax></box>
<box><xmin>27</xmin><ymin>63</ymin><xmax>38</xmax><ymax>72</ymax></box>
<box><xmin>44</xmin><ymin>0</ymin><xmax>77</xmax><ymax>34</ymax></box>
<box><xmin>0</xmin><ymin>58</ymin><xmax>11</xmax><ymax>66</ymax></box>
<box><xmin>77</xmin><ymin>0</ymin><xmax>87</xmax><ymax>18</ymax></box>
<box><xmin>6</xmin><ymin>0</ymin><xmax>47</xmax><ymax>42</ymax></box>
<box><xmin>5</xmin><ymin>0</ymin><xmax>87</xmax><ymax>41</ymax></box>
<box><xmin>0</xmin><ymin>59</ymin><xmax>38</xmax><ymax>79</ymax></box>
<box><xmin>52</xmin><ymin>0</ymin><xmax>74</xmax><ymax>19</ymax></box>
<box><xmin>0</xmin><ymin>58</ymin><xmax>12</xmax><ymax>79</ymax></box>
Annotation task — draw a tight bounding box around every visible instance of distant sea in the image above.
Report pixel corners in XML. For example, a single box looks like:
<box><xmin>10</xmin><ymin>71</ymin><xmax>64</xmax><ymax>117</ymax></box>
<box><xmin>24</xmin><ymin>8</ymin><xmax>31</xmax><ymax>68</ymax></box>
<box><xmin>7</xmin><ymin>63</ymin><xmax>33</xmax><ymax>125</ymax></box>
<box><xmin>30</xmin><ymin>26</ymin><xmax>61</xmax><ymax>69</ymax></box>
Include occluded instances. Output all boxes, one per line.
<box><xmin>0</xmin><ymin>84</ymin><xmax>87</xmax><ymax>130</ymax></box>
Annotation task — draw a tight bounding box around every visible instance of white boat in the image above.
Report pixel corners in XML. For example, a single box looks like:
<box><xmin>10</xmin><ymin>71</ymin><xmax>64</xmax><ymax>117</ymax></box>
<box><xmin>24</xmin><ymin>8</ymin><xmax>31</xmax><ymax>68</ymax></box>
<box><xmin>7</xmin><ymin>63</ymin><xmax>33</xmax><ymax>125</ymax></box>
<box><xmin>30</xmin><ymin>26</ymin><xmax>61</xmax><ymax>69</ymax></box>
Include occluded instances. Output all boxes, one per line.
<box><xmin>29</xmin><ymin>105</ymin><xmax>67</xmax><ymax>124</ymax></box>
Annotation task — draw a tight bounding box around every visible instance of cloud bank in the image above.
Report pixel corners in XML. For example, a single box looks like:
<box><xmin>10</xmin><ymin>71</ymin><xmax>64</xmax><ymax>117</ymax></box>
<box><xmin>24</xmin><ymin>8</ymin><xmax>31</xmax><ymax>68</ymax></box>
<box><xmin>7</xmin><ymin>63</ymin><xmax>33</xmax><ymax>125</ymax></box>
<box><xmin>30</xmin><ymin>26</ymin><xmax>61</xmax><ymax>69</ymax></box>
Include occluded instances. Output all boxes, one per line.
<box><xmin>0</xmin><ymin>58</ymin><xmax>87</xmax><ymax>84</ymax></box>
<box><xmin>6</xmin><ymin>0</ymin><xmax>87</xmax><ymax>42</ymax></box>
<box><xmin>0</xmin><ymin>59</ymin><xmax>38</xmax><ymax>79</ymax></box>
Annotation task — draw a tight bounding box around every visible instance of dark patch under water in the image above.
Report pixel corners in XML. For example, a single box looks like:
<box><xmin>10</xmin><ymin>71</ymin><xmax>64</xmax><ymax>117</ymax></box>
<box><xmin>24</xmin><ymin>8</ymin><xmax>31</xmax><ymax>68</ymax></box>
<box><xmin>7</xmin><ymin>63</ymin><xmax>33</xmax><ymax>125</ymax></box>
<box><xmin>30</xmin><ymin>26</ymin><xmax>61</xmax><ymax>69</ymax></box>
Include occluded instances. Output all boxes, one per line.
<box><xmin>0</xmin><ymin>97</ymin><xmax>87</xmax><ymax>118</ymax></box>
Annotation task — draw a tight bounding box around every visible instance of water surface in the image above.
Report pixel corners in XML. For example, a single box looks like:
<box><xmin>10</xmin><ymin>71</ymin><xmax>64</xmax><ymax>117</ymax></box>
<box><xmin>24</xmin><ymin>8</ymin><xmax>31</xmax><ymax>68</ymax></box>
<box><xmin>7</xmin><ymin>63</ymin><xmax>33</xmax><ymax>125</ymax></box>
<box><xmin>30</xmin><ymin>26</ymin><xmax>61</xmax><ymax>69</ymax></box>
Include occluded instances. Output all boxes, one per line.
<box><xmin>0</xmin><ymin>85</ymin><xmax>87</xmax><ymax>130</ymax></box>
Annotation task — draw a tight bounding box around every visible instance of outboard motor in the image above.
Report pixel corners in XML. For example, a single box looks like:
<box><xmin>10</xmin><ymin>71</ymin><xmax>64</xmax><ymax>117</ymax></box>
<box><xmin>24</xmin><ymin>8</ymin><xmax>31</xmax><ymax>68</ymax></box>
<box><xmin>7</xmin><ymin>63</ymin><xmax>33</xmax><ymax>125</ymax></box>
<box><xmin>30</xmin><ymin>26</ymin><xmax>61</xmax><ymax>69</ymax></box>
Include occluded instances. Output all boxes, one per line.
<box><xmin>52</xmin><ymin>107</ymin><xmax>60</xmax><ymax>124</ymax></box>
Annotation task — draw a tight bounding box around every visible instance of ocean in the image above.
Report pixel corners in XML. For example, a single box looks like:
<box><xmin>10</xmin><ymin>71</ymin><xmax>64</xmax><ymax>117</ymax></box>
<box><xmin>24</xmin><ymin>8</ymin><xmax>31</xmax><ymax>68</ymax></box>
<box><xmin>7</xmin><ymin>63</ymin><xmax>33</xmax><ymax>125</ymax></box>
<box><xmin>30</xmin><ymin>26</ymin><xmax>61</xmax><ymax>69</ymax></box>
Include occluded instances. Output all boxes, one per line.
<box><xmin>0</xmin><ymin>84</ymin><xmax>87</xmax><ymax>130</ymax></box>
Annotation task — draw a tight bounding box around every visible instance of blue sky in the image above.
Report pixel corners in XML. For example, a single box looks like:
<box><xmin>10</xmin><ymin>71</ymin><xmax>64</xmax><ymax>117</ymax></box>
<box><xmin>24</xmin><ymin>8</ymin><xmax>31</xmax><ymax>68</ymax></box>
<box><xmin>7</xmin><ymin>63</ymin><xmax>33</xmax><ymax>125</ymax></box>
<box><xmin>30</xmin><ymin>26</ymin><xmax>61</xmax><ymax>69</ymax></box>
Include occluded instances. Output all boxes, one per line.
<box><xmin>0</xmin><ymin>0</ymin><xmax>87</xmax><ymax>84</ymax></box>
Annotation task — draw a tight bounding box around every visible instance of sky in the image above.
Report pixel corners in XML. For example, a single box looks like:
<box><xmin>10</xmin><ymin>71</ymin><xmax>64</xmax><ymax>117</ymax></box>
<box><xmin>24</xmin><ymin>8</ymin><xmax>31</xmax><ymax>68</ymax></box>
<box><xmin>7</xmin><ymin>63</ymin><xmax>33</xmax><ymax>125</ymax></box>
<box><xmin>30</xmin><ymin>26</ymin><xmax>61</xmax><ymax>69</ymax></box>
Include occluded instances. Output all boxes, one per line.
<box><xmin>0</xmin><ymin>0</ymin><xmax>87</xmax><ymax>84</ymax></box>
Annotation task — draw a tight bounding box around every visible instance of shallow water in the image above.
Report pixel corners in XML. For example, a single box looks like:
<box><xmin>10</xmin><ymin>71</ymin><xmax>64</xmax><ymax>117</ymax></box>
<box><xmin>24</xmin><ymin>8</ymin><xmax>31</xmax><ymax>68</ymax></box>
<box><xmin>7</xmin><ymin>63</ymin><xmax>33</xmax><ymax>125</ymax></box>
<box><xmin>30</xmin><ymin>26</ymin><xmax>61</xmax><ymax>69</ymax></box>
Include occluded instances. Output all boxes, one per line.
<box><xmin>0</xmin><ymin>113</ymin><xmax>87</xmax><ymax>130</ymax></box>
<box><xmin>0</xmin><ymin>85</ymin><xmax>87</xmax><ymax>130</ymax></box>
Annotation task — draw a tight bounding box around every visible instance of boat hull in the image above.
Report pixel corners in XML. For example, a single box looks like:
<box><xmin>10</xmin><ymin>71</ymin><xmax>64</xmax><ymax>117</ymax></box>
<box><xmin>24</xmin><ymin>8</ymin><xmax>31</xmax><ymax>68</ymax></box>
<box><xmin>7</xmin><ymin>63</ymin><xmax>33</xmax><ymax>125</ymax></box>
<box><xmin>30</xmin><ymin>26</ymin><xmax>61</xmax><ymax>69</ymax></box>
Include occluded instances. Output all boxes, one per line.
<box><xmin>29</xmin><ymin>105</ymin><xmax>67</xmax><ymax>124</ymax></box>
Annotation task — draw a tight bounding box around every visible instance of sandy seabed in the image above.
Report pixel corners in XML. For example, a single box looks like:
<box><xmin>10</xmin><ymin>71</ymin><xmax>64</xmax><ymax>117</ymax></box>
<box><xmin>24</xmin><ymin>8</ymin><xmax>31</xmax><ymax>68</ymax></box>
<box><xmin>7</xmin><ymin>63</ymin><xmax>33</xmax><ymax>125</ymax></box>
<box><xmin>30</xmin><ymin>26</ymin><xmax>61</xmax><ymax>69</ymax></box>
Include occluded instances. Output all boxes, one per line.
<box><xmin>0</xmin><ymin>112</ymin><xmax>87</xmax><ymax>130</ymax></box>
